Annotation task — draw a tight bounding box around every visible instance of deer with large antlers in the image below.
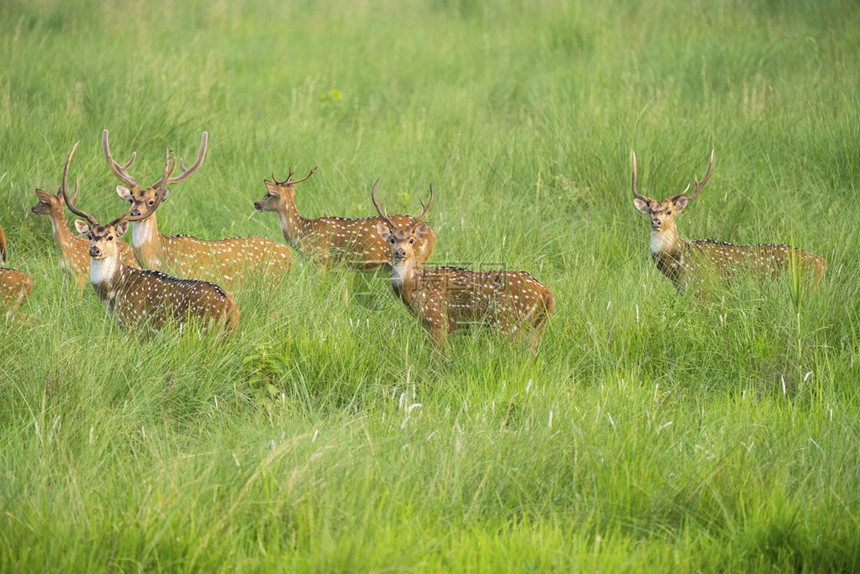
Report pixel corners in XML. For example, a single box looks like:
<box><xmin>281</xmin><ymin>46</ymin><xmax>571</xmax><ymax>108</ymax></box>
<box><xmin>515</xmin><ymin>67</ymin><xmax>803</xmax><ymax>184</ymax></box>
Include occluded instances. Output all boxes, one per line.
<box><xmin>632</xmin><ymin>150</ymin><xmax>826</xmax><ymax>293</ymax></box>
<box><xmin>64</xmin><ymin>145</ymin><xmax>239</xmax><ymax>334</ymax></box>
<box><xmin>253</xmin><ymin>168</ymin><xmax>436</xmax><ymax>271</ymax></box>
<box><xmin>104</xmin><ymin>130</ymin><xmax>292</xmax><ymax>289</ymax></box>
<box><xmin>0</xmin><ymin>222</ymin><xmax>34</xmax><ymax>318</ymax></box>
<box><xmin>373</xmin><ymin>184</ymin><xmax>553</xmax><ymax>348</ymax></box>
<box><xmin>31</xmin><ymin>142</ymin><xmax>138</xmax><ymax>292</ymax></box>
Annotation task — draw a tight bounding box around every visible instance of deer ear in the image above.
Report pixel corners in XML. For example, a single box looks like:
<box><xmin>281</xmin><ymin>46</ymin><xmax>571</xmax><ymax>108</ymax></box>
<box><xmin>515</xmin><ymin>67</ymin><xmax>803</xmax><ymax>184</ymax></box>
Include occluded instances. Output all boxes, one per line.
<box><xmin>673</xmin><ymin>197</ymin><xmax>689</xmax><ymax>213</ymax></box>
<box><xmin>116</xmin><ymin>186</ymin><xmax>134</xmax><ymax>202</ymax></box>
<box><xmin>35</xmin><ymin>189</ymin><xmax>52</xmax><ymax>202</ymax></box>
<box><xmin>376</xmin><ymin>221</ymin><xmax>392</xmax><ymax>241</ymax></box>
<box><xmin>264</xmin><ymin>180</ymin><xmax>280</xmax><ymax>194</ymax></box>
<box><xmin>74</xmin><ymin>219</ymin><xmax>91</xmax><ymax>236</ymax></box>
<box><xmin>633</xmin><ymin>198</ymin><xmax>651</xmax><ymax>214</ymax></box>
<box><xmin>413</xmin><ymin>222</ymin><xmax>430</xmax><ymax>241</ymax></box>
<box><xmin>115</xmin><ymin>221</ymin><xmax>129</xmax><ymax>237</ymax></box>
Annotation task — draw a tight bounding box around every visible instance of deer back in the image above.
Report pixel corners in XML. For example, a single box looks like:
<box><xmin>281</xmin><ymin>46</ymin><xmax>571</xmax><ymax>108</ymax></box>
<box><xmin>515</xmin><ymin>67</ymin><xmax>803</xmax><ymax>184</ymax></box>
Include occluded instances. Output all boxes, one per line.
<box><xmin>0</xmin><ymin>269</ymin><xmax>34</xmax><ymax>311</ymax></box>
<box><xmin>108</xmin><ymin>266</ymin><xmax>240</xmax><ymax>333</ymax></box>
<box><xmin>686</xmin><ymin>240</ymin><xmax>827</xmax><ymax>283</ymax></box>
<box><xmin>406</xmin><ymin>267</ymin><xmax>554</xmax><ymax>337</ymax></box>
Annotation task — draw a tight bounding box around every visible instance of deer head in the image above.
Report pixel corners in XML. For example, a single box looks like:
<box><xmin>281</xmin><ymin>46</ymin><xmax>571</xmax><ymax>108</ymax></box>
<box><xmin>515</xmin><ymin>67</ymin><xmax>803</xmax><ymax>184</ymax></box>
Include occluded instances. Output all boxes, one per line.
<box><xmin>106</xmin><ymin>129</ymin><xmax>208</xmax><ymax>218</ymax></box>
<box><xmin>67</xmin><ymin>147</ymin><xmax>171</xmax><ymax>260</ymax></box>
<box><xmin>254</xmin><ymin>166</ymin><xmax>318</xmax><ymax>213</ymax></box>
<box><xmin>31</xmin><ymin>141</ymin><xmax>80</xmax><ymax>217</ymax></box>
<box><xmin>372</xmin><ymin>180</ymin><xmax>433</xmax><ymax>264</ymax></box>
<box><xmin>632</xmin><ymin>149</ymin><xmax>714</xmax><ymax>232</ymax></box>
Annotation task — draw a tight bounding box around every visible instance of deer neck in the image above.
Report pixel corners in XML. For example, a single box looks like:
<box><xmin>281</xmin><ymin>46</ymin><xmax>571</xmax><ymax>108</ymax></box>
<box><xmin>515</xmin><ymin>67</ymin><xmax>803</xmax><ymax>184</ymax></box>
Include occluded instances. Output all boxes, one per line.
<box><xmin>89</xmin><ymin>253</ymin><xmax>129</xmax><ymax>308</ymax></box>
<box><xmin>131</xmin><ymin>214</ymin><xmax>165</xmax><ymax>267</ymax></box>
<box><xmin>48</xmin><ymin>209</ymin><xmax>78</xmax><ymax>260</ymax></box>
<box><xmin>650</xmin><ymin>222</ymin><xmax>685</xmax><ymax>258</ymax></box>
<box><xmin>276</xmin><ymin>200</ymin><xmax>310</xmax><ymax>245</ymax></box>
<box><xmin>391</xmin><ymin>258</ymin><xmax>423</xmax><ymax>304</ymax></box>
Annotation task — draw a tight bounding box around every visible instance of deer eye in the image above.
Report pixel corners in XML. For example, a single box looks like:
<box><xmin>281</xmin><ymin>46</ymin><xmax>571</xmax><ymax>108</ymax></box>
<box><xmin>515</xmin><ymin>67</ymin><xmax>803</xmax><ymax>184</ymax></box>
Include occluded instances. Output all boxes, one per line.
<box><xmin>409</xmin><ymin>239</ymin><xmax>414</xmax><ymax>244</ymax></box>
<box><xmin>107</xmin><ymin>236</ymin><xmax>113</xmax><ymax>241</ymax></box>
<box><xmin>390</xmin><ymin>238</ymin><xmax>395</xmax><ymax>244</ymax></box>
<box><xmin>148</xmin><ymin>200</ymin><xmax>155</xmax><ymax>205</ymax></box>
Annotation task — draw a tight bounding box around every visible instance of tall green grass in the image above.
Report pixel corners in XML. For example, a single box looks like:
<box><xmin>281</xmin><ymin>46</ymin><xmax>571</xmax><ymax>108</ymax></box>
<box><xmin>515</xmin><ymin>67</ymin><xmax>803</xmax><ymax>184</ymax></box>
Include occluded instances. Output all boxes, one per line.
<box><xmin>1</xmin><ymin>0</ymin><xmax>859</xmax><ymax>571</ymax></box>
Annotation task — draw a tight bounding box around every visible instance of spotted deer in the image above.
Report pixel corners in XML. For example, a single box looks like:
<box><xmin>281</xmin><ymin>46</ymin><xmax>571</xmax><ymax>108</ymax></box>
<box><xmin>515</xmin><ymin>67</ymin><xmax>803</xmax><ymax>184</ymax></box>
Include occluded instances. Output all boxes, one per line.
<box><xmin>373</xmin><ymin>184</ymin><xmax>553</xmax><ymax>348</ymax></box>
<box><xmin>632</xmin><ymin>150</ymin><xmax>827</xmax><ymax>293</ymax></box>
<box><xmin>103</xmin><ymin>130</ymin><xmax>292</xmax><ymax>289</ymax></box>
<box><xmin>64</xmin><ymin>149</ymin><xmax>240</xmax><ymax>334</ymax></box>
<box><xmin>254</xmin><ymin>168</ymin><xmax>436</xmax><ymax>271</ymax></box>
<box><xmin>0</xmin><ymin>222</ymin><xmax>34</xmax><ymax>318</ymax></box>
<box><xmin>31</xmin><ymin>142</ymin><xmax>138</xmax><ymax>292</ymax></box>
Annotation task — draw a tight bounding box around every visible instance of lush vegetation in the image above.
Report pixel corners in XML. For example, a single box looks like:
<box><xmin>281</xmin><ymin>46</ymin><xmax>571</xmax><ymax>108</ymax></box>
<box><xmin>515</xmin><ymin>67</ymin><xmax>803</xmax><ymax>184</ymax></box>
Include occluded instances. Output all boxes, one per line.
<box><xmin>1</xmin><ymin>0</ymin><xmax>858</xmax><ymax>571</ymax></box>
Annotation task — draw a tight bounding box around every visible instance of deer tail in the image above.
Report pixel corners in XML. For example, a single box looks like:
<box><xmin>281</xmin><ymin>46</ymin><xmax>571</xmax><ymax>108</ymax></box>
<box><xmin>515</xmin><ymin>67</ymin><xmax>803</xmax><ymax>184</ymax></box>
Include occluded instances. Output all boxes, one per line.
<box><xmin>0</xmin><ymin>224</ymin><xmax>6</xmax><ymax>264</ymax></box>
<box><xmin>535</xmin><ymin>289</ymin><xmax>554</xmax><ymax>331</ymax></box>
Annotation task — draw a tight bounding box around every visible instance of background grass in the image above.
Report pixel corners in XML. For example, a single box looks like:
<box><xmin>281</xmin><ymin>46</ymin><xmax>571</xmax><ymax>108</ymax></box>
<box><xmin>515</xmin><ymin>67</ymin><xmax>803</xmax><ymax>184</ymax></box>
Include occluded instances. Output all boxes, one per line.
<box><xmin>1</xmin><ymin>0</ymin><xmax>859</xmax><ymax>571</ymax></box>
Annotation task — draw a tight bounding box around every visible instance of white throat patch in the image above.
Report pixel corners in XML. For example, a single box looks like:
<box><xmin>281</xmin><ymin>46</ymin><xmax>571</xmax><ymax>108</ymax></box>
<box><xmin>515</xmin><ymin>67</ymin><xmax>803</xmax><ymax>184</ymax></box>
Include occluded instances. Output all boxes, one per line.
<box><xmin>650</xmin><ymin>228</ymin><xmax>677</xmax><ymax>254</ymax></box>
<box><xmin>391</xmin><ymin>261</ymin><xmax>410</xmax><ymax>287</ymax></box>
<box><xmin>132</xmin><ymin>218</ymin><xmax>153</xmax><ymax>249</ymax></box>
<box><xmin>90</xmin><ymin>255</ymin><xmax>120</xmax><ymax>287</ymax></box>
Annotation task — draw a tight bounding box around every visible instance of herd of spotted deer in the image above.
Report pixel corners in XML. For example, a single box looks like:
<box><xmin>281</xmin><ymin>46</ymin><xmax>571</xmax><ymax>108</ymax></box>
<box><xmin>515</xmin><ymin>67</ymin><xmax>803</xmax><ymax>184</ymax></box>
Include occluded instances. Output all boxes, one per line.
<box><xmin>0</xmin><ymin>131</ymin><xmax>827</xmax><ymax>349</ymax></box>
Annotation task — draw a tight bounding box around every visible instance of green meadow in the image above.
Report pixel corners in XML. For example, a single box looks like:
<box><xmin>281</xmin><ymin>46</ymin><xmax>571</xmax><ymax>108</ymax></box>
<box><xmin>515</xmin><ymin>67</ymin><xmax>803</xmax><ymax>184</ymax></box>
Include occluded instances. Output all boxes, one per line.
<box><xmin>1</xmin><ymin>0</ymin><xmax>859</xmax><ymax>570</ymax></box>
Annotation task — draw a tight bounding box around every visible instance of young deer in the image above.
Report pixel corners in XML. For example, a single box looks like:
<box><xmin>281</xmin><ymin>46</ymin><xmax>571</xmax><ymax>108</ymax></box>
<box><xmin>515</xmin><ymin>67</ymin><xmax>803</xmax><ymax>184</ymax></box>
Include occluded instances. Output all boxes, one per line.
<box><xmin>632</xmin><ymin>150</ymin><xmax>827</xmax><ymax>293</ymax></box>
<box><xmin>65</xmin><ymin>149</ymin><xmax>240</xmax><ymax>334</ymax></box>
<box><xmin>104</xmin><ymin>130</ymin><xmax>292</xmax><ymax>289</ymax></box>
<box><xmin>373</xmin><ymin>184</ymin><xmax>553</xmax><ymax>347</ymax></box>
<box><xmin>31</xmin><ymin>142</ymin><xmax>138</xmax><ymax>292</ymax></box>
<box><xmin>254</xmin><ymin>168</ymin><xmax>436</xmax><ymax>271</ymax></box>
<box><xmin>0</xmin><ymin>222</ymin><xmax>34</xmax><ymax>318</ymax></box>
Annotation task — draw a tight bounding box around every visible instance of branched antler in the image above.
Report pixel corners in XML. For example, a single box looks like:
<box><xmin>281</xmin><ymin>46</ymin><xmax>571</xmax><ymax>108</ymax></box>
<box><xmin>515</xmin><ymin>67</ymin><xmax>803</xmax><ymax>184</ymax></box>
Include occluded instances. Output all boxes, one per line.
<box><xmin>273</xmin><ymin>166</ymin><xmax>318</xmax><ymax>186</ymax></box>
<box><xmin>103</xmin><ymin>130</ymin><xmax>139</xmax><ymax>188</ymax></box>
<box><xmin>670</xmin><ymin>149</ymin><xmax>714</xmax><ymax>202</ymax></box>
<box><xmin>371</xmin><ymin>179</ymin><xmax>397</xmax><ymax>229</ymax></box>
<box><xmin>408</xmin><ymin>184</ymin><xmax>433</xmax><ymax>230</ymax></box>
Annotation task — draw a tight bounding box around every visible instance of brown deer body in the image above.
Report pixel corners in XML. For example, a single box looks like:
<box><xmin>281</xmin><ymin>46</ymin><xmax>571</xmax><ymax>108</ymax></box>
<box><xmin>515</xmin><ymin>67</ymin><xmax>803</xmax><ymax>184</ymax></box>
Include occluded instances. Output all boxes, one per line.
<box><xmin>31</xmin><ymin>143</ymin><xmax>138</xmax><ymax>291</ymax></box>
<box><xmin>0</xmin><ymin>223</ymin><xmax>34</xmax><ymax>318</ymax></box>
<box><xmin>104</xmin><ymin>130</ymin><xmax>292</xmax><ymax>289</ymax></box>
<box><xmin>373</xmin><ymin>185</ymin><xmax>553</xmax><ymax>346</ymax></box>
<box><xmin>254</xmin><ymin>169</ymin><xmax>436</xmax><ymax>271</ymax></box>
<box><xmin>65</xmin><ymin>146</ymin><xmax>239</xmax><ymax>334</ymax></box>
<box><xmin>632</xmin><ymin>151</ymin><xmax>826</xmax><ymax>293</ymax></box>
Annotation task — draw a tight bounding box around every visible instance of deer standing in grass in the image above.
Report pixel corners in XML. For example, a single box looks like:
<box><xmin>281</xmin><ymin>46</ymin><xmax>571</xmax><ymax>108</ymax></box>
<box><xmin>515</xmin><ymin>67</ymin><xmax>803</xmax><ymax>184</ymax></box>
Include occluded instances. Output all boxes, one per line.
<box><xmin>31</xmin><ymin>142</ymin><xmax>138</xmax><ymax>292</ymax></box>
<box><xmin>632</xmin><ymin>150</ymin><xmax>826</xmax><ymax>293</ymax></box>
<box><xmin>104</xmin><ymin>130</ymin><xmax>292</xmax><ymax>289</ymax></box>
<box><xmin>65</xmin><ymin>147</ymin><xmax>240</xmax><ymax>334</ymax></box>
<box><xmin>0</xmin><ymin>222</ymin><xmax>33</xmax><ymax>318</ymax></box>
<box><xmin>254</xmin><ymin>168</ymin><xmax>436</xmax><ymax>271</ymax></box>
<box><xmin>373</xmin><ymin>184</ymin><xmax>553</xmax><ymax>348</ymax></box>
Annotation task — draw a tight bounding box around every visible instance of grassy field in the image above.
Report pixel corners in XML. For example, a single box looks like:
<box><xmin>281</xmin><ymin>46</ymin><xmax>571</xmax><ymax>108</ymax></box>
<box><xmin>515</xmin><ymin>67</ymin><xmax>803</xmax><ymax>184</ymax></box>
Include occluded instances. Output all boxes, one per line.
<box><xmin>1</xmin><ymin>0</ymin><xmax>859</xmax><ymax>571</ymax></box>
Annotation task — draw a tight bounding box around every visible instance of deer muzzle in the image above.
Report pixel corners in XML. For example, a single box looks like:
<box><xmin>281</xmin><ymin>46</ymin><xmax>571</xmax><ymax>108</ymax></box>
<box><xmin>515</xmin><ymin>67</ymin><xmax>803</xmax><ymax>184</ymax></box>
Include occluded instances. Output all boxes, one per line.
<box><xmin>89</xmin><ymin>246</ymin><xmax>102</xmax><ymax>258</ymax></box>
<box><xmin>394</xmin><ymin>247</ymin><xmax>407</xmax><ymax>260</ymax></box>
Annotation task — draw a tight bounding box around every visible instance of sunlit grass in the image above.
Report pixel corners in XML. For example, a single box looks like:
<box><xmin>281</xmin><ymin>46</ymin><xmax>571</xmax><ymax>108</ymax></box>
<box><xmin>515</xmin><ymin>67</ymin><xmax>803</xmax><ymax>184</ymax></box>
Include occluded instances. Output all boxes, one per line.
<box><xmin>1</xmin><ymin>0</ymin><xmax>859</xmax><ymax>571</ymax></box>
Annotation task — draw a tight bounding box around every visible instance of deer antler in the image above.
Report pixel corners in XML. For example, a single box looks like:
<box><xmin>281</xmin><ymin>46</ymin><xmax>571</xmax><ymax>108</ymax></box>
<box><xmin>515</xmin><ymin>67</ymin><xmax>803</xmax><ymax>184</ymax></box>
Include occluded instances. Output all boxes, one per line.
<box><xmin>273</xmin><ymin>166</ymin><xmax>318</xmax><ymax>186</ymax></box>
<box><xmin>371</xmin><ymin>179</ymin><xmax>397</xmax><ymax>229</ymax></box>
<box><xmin>60</xmin><ymin>142</ymin><xmax>99</xmax><ymax>226</ymax></box>
<box><xmin>407</xmin><ymin>184</ymin><xmax>434</xmax><ymax>230</ymax></box>
<box><xmin>103</xmin><ymin>130</ymin><xmax>139</xmax><ymax>188</ymax></box>
<box><xmin>670</xmin><ymin>149</ymin><xmax>714</xmax><ymax>202</ymax></box>
<box><xmin>631</xmin><ymin>151</ymin><xmax>650</xmax><ymax>202</ymax></box>
<box><xmin>60</xmin><ymin>140</ymin><xmax>81</xmax><ymax>203</ymax></box>
<box><xmin>157</xmin><ymin>132</ymin><xmax>208</xmax><ymax>187</ymax></box>
<box><xmin>112</xmin><ymin>148</ymin><xmax>174</xmax><ymax>226</ymax></box>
